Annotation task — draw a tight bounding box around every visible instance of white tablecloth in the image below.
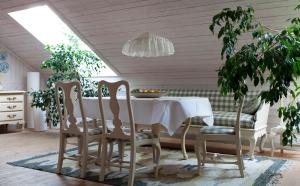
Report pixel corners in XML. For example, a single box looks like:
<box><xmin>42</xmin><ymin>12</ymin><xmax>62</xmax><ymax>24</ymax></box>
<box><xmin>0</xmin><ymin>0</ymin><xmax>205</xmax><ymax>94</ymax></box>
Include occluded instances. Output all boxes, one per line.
<box><xmin>76</xmin><ymin>96</ymin><xmax>213</xmax><ymax>135</ymax></box>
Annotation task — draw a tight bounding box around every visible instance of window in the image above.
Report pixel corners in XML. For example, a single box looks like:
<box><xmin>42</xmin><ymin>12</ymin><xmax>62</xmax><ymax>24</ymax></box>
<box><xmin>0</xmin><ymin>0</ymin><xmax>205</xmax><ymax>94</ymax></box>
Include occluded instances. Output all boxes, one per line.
<box><xmin>8</xmin><ymin>5</ymin><xmax>116</xmax><ymax>76</ymax></box>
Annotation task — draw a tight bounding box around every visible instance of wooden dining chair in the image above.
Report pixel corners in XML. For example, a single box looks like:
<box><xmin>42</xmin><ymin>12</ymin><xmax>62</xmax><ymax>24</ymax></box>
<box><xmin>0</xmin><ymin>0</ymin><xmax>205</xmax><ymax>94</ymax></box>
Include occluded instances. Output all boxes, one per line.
<box><xmin>55</xmin><ymin>80</ymin><xmax>103</xmax><ymax>178</ymax></box>
<box><xmin>98</xmin><ymin>80</ymin><xmax>161</xmax><ymax>186</ymax></box>
<box><xmin>194</xmin><ymin>96</ymin><xmax>245</xmax><ymax>177</ymax></box>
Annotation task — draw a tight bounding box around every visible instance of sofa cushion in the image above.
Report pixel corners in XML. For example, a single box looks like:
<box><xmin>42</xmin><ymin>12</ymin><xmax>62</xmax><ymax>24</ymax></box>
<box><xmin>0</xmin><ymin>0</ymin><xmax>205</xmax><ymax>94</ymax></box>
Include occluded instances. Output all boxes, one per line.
<box><xmin>165</xmin><ymin>89</ymin><xmax>236</xmax><ymax>112</ymax></box>
<box><xmin>199</xmin><ymin>126</ymin><xmax>235</xmax><ymax>135</ymax></box>
<box><xmin>163</xmin><ymin>89</ymin><xmax>261</xmax><ymax>112</ymax></box>
<box><xmin>123</xmin><ymin>128</ymin><xmax>158</xmax><ymax>140</ymax></box>
<box><xmin>243</xmin><ymin>96</ymin><xmax>261</xmax><ymax>114</ymax></box>
<box><xmin>182</xmin><ymin>111</ymin><xmax>255</xmax><ymax>129</ymax></box>
<box><xmin>182</xmin><ymin>116</ymin><xmax>206</xmax><ymax>126</ymax></box>
<box><xmin>213</xmin><ymin>111</ymin><xmax>255</xmax><ymax>129</ymax></box>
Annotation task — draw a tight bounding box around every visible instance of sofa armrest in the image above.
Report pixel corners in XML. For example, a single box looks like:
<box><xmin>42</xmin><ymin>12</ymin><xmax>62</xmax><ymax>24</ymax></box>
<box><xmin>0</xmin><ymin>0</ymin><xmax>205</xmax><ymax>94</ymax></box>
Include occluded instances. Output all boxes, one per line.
<box><xmin>254</xmin><ymin>101</ymin><xmax>270</xmax><ymax>129</ymax></box>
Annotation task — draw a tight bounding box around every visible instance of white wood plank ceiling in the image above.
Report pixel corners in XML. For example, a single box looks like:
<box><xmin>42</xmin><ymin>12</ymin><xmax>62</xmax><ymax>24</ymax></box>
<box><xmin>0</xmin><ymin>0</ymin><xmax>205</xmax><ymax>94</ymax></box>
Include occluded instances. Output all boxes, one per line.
<box><xmin>0</xmin><ymin>0</ymin><xmax>298</xmax><ymax>88</ymax></box>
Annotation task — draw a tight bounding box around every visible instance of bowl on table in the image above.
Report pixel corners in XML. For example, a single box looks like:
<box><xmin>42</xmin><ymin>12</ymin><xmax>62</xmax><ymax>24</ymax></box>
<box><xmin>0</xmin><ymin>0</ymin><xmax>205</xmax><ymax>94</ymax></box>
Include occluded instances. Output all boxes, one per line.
<box><xmin>131</xmin><ymin>89</ymin><xmax>168</xmax><ymax>98</ymax></box>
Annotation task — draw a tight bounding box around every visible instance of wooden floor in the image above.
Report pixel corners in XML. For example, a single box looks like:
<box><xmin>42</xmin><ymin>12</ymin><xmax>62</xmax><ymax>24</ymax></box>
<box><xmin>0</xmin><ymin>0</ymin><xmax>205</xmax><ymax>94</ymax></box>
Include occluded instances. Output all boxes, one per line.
<box><xmin>0</xmin><ymin>129</ymin><xmax>108</xmax><ymax>186</ymax></box>
<box><xmin>1</xmin><ymin>129</ymin><xmax>300</xmax><ymax>186</ymax></box>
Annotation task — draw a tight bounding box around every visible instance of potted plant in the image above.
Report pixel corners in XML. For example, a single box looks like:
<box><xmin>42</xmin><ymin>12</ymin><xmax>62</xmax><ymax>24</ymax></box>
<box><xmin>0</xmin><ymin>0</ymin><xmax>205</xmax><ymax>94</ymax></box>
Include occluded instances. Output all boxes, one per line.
<box><xmin>210</xmin><ymin>4</ymin><xmax>300</xmax><ymax>145</ymax></box>
<box><xmin>30</xmin><ymin>37</ymin><xmax>106</xmax><ymax>127</ymax></box>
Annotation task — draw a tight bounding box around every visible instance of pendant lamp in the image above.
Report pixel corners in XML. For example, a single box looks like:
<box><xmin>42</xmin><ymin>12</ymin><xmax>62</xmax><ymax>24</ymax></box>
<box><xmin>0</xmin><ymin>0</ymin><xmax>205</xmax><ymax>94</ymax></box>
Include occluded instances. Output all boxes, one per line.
<box><xmin>122</xmin><ymin>32</ymin><xmax>175</xmax><ymax>57</ymax></box>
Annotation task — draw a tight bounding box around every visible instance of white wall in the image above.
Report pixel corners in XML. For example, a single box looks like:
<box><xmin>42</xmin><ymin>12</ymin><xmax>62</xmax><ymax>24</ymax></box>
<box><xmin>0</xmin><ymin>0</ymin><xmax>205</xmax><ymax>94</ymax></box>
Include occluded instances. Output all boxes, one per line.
<box><xmin>0</xmin><ymin>44</ymin><xmax>34</xmax><ymax>90</ymax></box>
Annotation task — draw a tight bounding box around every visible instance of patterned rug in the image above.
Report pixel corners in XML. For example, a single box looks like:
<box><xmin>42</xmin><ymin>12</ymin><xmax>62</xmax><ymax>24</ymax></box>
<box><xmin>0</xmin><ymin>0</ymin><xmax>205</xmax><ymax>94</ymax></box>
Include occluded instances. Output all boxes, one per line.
<box><xmin>7</xmin><ymin>144</ymin><xmax>289</xmax><ymax>186</ymax></box>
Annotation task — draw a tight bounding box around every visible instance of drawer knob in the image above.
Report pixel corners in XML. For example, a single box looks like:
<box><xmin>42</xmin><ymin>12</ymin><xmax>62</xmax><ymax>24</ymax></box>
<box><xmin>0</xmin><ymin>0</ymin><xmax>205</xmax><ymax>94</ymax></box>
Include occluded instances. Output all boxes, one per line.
<box><xmin>7</xmin><ymin>114</ymin><xmax>17</xmax><ymax>119</ymax></box>
<box><xmin>7</xmin><ymin>105</ymin><xmax>17</xmax><ymax>109</ymax></box>
<box><xmin>7</xmin><ymin>97</ymin><xmax>17</xmax><ymax>101</ymax></box>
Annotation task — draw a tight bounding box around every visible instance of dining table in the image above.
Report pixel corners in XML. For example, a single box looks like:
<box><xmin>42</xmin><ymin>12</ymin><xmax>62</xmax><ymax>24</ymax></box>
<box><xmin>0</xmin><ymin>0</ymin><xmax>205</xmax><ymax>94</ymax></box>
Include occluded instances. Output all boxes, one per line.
<box><xmin>75</xmin><ymin>96</ymin><xmax>214</xmax><ymax>159</ymax></box>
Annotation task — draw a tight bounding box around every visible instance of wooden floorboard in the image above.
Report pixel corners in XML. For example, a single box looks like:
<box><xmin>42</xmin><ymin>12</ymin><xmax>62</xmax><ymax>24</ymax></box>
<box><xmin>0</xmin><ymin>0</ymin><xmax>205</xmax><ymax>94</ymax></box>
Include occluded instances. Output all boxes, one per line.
<box><xmin>0</xmin><ymin>129</ymin><xmax>300</xmax><ymax>186</ymax></box>
<box><xmin>0</xmin><ymin>129</ymin><xmax>107</xmax><ymax>186</ymax></box>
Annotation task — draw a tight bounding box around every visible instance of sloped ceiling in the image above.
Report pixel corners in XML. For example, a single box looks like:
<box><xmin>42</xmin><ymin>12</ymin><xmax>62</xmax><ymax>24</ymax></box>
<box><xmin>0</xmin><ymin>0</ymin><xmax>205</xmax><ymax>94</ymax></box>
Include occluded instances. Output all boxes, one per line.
<box><xmin>0</xmin><ymin>0</ymin><xmax>299</xmax><ymax>88</ymax></box>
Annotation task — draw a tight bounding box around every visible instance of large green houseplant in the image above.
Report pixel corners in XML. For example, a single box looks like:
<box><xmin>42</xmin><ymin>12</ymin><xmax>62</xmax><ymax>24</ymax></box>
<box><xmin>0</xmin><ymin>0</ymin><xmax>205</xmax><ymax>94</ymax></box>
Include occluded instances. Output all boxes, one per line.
<box><xmin>210</xmin><ymin>4</ymin><xmax>300</xmax><ymax>145</ymax></box>
<box><xmin>30</xmin><ymin>38</ymin><xmax>107</xmax><ymax>127</ymax></box>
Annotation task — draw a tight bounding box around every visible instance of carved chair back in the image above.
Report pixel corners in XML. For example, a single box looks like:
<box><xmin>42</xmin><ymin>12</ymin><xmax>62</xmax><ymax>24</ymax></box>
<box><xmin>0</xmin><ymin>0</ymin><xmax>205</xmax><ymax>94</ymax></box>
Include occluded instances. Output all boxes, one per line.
<box><xmin>55</xmin><ymin>81</ymin><xmax>87</xmax><ymax>134</ymax></box>
<box><xmin>98</xmin><ymin>80</ymin><xmax>135</xmax><ymax>142</ymax></box>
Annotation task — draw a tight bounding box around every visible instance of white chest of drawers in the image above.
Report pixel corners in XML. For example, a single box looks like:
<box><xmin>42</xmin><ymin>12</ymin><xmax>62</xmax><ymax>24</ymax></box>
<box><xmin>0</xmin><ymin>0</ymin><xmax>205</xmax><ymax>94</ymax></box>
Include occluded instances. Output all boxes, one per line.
<box><xmin>0</xmin><ymin>91</ymin><xmax>26</xmax><ymax>129</ymax></box>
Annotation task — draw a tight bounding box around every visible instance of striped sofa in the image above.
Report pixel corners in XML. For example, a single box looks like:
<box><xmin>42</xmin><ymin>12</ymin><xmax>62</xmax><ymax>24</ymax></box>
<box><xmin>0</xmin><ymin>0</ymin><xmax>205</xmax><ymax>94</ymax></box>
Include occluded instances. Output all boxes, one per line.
<box><xmin>162</xmin><ymin>89</ymin><xmax>270</xmax><ymax>160</ymax></box>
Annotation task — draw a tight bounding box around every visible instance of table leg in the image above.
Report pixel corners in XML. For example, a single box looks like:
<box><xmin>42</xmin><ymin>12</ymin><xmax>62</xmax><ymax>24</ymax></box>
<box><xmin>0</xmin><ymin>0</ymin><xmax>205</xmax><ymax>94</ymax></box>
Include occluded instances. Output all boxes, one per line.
<box><xmin>93</xmin><ymin>118</ymin><xmax>97</xmax><ymax>128</ymax></box>
<box><xmin>181</xmin><ymin>118</ymin><xmax>191</xmax><ymax>160</ymax></box>
<box><xmin>259</xmin><ymin>134</ymin><xmax>267</xmax><ymax>152</ymax></box>
<box><xmin>271</xmin><ymin>135</ymin><xmax>275</xmax><ymax>157</ymax></box>
<box><xmin>151</xmin><ymin>123</ymin><xmax>161</xmax><ymax>138</ymax></box>
<box><xmin>279</xmin><ymin>130</ymin><xmax>284</xmax><ymax>153</ymax></box>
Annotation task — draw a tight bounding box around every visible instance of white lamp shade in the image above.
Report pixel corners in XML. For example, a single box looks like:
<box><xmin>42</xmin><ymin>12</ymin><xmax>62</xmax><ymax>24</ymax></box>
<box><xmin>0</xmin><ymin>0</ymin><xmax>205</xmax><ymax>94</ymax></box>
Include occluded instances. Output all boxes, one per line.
<box><xmin>122</xmin><ymin>32</ymin><xmax>175</xmax><ymax>57</ymax></box>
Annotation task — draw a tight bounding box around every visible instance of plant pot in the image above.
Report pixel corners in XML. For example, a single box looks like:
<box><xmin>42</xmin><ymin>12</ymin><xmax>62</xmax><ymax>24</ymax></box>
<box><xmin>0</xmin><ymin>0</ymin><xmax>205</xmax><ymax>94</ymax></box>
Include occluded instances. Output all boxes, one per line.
<box><xmin>34</xmin><ymin>108</ymin><xmax>48</xmax><ymax>131</ymax></box>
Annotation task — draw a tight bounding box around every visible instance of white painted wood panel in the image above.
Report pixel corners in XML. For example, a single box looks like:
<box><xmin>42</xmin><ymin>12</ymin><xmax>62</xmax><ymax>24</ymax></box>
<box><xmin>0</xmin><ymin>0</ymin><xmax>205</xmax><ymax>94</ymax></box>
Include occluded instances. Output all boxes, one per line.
<box><xmin>0</xmin><ymin>111</ymin><xmax>24</xmax><ymax>121</ymax></box>
<box><xmin>0</xmin><ymin>44</ymin><xmax>33</xmax><ymax>91</ymax></box>
<box><xmin>0</xmin><ymin>94</ymin><xmax>23</xmax><ymax>102</ymax></box>
<box><xmin>0</xmin><ymin>102</ymin><xmax>23</xmax><ymax>112</ymax></box>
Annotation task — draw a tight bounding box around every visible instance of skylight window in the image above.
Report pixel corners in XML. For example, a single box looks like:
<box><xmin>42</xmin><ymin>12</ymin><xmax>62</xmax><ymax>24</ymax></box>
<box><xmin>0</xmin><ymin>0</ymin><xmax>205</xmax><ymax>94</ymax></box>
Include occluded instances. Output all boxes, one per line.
<box><xmin>8</xmin><ymin>5</ymin><xmax>116</xmax><ymax>76</ymax></box>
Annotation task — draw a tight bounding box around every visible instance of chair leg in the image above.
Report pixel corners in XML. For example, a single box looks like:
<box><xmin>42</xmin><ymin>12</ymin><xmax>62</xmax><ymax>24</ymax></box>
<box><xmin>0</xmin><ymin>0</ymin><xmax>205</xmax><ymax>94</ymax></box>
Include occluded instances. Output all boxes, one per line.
<box><xmin>194</xmin><ymin>137</ymin><xmax>202</xmax><ymax>175</ymax></box>
<box><xmin>181</xmin><ymin>119</ymin><xmax>191</xmax><ymax>160</ymax></box>
<box><xmin>271</xmin><ymin>136</ymin><xmax>275</xmax><ymax>157</ymax></box>
<box><xmin>201</xmin><ymin>136</ymin><xmax>206</xmax><ymax>166</ymax></box>
<box><xmin>78</xmin><ymin>137</ymin><xmax>83</xmax><ymax>166</ymax></box>
<box><xmin>236</xmin><ymin>143</ymin><xmax>244</xmax><ymax>178</ymax></box>
<box><xmin>96</xmin><ymin>140</ymin><xmax>101</xmax><ymax>164</ymax></box>
<box><xmin>240</xmin><ymin>144</ymin><xmax>245</xmax><ymax>170</ymax></box>
<box><xmin>153</xmin><ymin>142</ymin><xmax>161</xmax><ymax>178</ymax></box>
<box><xmin>152</xmin><ymin>144</ymin><xmax>156</xmax><ymax>165</ymax></box>
<box><xmin>248</xmin><ymin>136</ymin><xmax>258</xmax><ymax>160</ymax></box>
<box><xmin>259</xmin><ymin>134</ymin><xmax>267</xmax><ymax>152</ymax></box>
<box><xmin>63</xmin><ymin>138</ymin><xmax>67</xmax><ymax>152</ymax></box>
<box><xmin>80</xmin><ymin>136</ymin><xmax>88</xmax><ymax>178</ymax></box>
<box><xmin>108</xmin><ymin>142</ymin><xmax>114</xmax><ymax>162</ymax></box>
<box><xmin>241</xmin><ymin>156</ymin><xmax>245</xmax><ymax>170</ymax></box>
<box><xmin>279</xmin><ymin>131</ymin><xmax>284</xmax><ymax>154</ymax></box>
<box><xmin>99</xmin><ymin>138</ymin><xmax>108</xmax><ymax>182</ymax></box>
<box><xmin>118</xmin><ymin>141</ymin><xmax>124</xmax><ymax>171</ymax></box>
<box><xmin>237</xmin><ymin>143</ymin><xmax>245</xmax><ymax>170</ymax></box>
<box><xmin>57</xmin><ymin>134</ymin><xmax>65</xmax><ymax>174</ymax></box>
<box><xmin>128</xmin><ymin>145</ymin><xmax>136</xmax><ymax>186</ymax></box>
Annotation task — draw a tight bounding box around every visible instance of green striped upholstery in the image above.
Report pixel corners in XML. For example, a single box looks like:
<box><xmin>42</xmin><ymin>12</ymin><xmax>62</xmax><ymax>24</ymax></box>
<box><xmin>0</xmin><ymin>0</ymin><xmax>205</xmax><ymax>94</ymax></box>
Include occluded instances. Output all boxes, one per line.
<box><xmin>123</xmin><ymin>128</ymin><xmax>158</xmax><ymax>140</ymax></box>
<box><xmin>213</xmin><ymin>111</ymin><xmax>255</xmax><ymax>129</ymax></box>
<box><xmin>243</xmin><ymin>96</ymin><xmax>261</xmax><ymax>114</ymax></box>
<box><xmin>199</xmin><ymin>126</ymin><xmax>235</xmax><ymax>135</ymax></box>
<box><xmin>182</xmin><ymin>116</ymin><xmax>204</xmax><ymax>126</ymax></box>
<box><xmin>77</xmin><ymin>118</ymin><xmax>101</xmax><ymax>127</ymax></box>
<box><xmin>86</xmin><ymin>127</ymin><xmax>103</xmax><ymax>135</ymax></box>
<box><xmin>163</xmin><ymin>89</ymin><xmax>260</xmax><ymax>112</ymax></box>
<box><xmin>162</xmin><ymin>89</ymin><xmax>261</xmax><ymax>129</ymax></box>
<box><xmin>183</xmin><ymin>111</ymin><xmax>255</xmax><ymax>129</ymax></box>
<box><xmin>136</xmin><ymin>132</ymin><xmax>158</xmax><ymax>140</ymax></box>
<box><xmin>66</xmin><ymin>127</ymin><xmax>104</xmax><ymax>137</ymax></box>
